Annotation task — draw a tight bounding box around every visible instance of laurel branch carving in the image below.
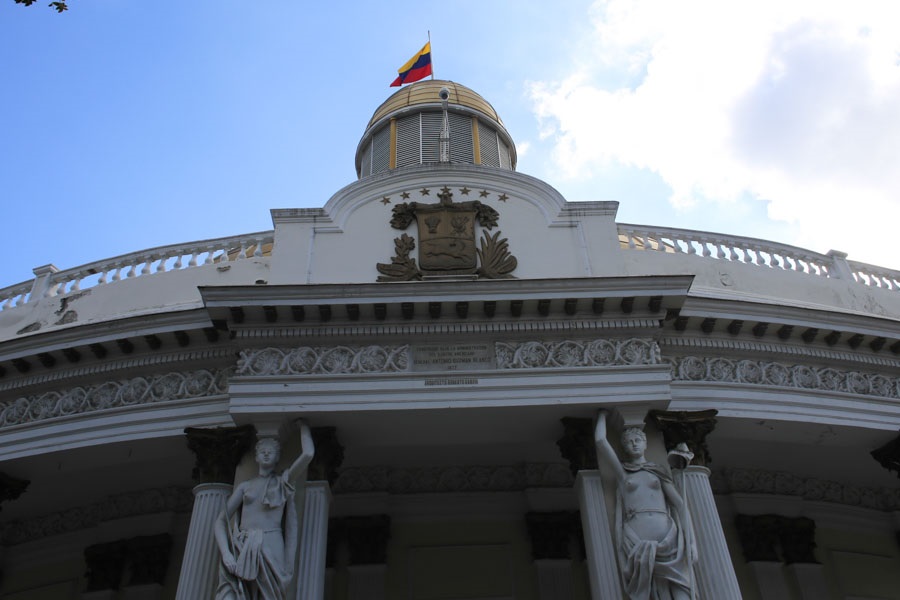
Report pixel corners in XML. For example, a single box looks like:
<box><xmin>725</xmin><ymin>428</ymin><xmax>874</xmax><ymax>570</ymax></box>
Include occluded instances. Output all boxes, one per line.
<box><xmin>237</xmin><ymin>345</ymin><xmax>410</xmax><ymax>376</ymax></box>
<box><xmin>712</xmin><ymin>467</ymin><xmax>900</xmax><ymax>512</ymax></box>
<box><xmin>0</xmin><ymin>368</ymin><xmax>231</xmax><ymax>429</ymax></box>
<box><xmin>0</xmin><ymin>486</ymin><xmax>193</xmax><ymax>546</ymax></box>
<box><xmin>668</xmin><ymin>356</ymin><xmax>899</xmax><ymax>399</ymax></box>
<box><xmin>496</xmin><ymin>339</ymin><xmax>660</xmax><ymax>369</ymax></box>
<box><xmin>334</xmin><ymin>463</ymin><xmax>573</xmax><ymax>495</ymax></box>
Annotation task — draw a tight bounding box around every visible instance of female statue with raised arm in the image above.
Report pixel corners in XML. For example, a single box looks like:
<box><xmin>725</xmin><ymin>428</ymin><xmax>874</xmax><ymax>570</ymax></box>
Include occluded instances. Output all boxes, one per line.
<box><xmin>594</xmin><ymin>411</ymin><xmax>696</xmax><ymax>600</ymax></box>
<box><xmin>215</xmin><ymin>421</ymin><xmax>315</xmax><ymax>600</ymax></box>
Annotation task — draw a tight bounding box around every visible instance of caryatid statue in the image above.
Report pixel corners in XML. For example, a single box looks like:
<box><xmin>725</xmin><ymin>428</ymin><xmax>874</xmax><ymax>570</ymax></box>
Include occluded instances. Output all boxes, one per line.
<box><xmin>594</xmin><ymin>411</ymin><xmax>697</xmax><ymax>600</ymax></box>
<box><xmin>215</xmin><ymin>421</ymin><xmax>315</xmax><ymax>600</ymax></box>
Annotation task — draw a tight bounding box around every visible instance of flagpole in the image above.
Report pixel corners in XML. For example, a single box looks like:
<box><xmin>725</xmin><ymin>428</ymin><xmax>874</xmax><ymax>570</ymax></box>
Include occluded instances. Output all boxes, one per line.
<box><xmin>428</xmin><ymin>30</ymin><xmax>434</xmax><ymax>79</ymax></box>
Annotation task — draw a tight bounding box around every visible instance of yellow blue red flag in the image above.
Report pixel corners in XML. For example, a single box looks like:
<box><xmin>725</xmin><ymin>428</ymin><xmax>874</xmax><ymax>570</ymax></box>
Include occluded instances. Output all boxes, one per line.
<box><xmin>391</xmin><ymin>42</ymin><xmax>433</xmax><ymax>87</ymax></box>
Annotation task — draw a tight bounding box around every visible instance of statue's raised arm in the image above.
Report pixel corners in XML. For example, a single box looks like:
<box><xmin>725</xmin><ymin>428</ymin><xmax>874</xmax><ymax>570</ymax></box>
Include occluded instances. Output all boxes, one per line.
<box><xmin>285</xmin><ymin>420</ymin><xmax>315</xmax><ymax>484</ymax></box>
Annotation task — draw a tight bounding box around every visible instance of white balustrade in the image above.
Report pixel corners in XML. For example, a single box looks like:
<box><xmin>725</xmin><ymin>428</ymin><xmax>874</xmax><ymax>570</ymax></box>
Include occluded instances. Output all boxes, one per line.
<box><xmin>849</xmin><ymin>260</ymin><xmax>900</xmax><ymax>291</ymax></box>
<box><xmin>619</xmin><ymin>224</ymin><xmax>839</xmax><ymax>279</ymax></box>
<box><xmin>0</xmin><ymin>231</ymin><xmax>274</xmax><ymax>311</ymax></box>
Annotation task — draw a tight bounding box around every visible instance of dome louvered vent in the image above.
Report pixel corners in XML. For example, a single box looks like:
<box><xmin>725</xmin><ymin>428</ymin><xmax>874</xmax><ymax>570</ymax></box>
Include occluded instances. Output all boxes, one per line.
<box><xmin>356</xmin><ymin>80</ymin><xmax>516</xmax><ymax>178</ymax></box>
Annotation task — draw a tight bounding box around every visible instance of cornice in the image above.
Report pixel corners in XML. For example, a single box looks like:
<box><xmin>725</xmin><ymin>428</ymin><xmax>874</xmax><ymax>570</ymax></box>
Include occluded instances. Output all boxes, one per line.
<box><xmin>662</xmin><ymin>336</ymin><xmax>900</xmax><ymax>370</ymax></box>
<box><xmin>681</xmin><ymin>294</ymin><xmax>900</xmax><ymax>337</ymax></box>
<box><xmin>0</xmin><ymin>308</ymin><xmax>214</xmax><ymax>363</ymax></box>
<box><xmin>199</xmin><ymin>275</ymin><xmax>695</xmax><ymax>307</ymax></box>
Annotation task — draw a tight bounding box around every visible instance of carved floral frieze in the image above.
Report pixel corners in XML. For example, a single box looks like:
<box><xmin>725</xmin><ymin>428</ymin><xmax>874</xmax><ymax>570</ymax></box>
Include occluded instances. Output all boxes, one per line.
<box><xmin>669</xmin><ymin>356</ymin><xmax>899</xmax><ymax>399</ymax></box>
<box><xmin>236</xmin><ymin>345</ymin><xmax>409</xmax><ymax>376</ymax></box>
<box><xmin>712</xmin><ymin>467</ymin><xmax>900</xmax><ymax>512</ymax></box>
<box><xmin>496</xmin><ymin>338</ymin><xmax>660</xmax><ymax>369</ymax></box>
<box><xmin>333</xmin><ymin>463</ymin><xmax>573</xmax><ymax>495</ymax></box>
<box><xmin>0</xmin><ymin>368</ymin><xmax>231</xmax><ymax>429</ymax></box>
<box><xmin>0</xmin><ymin>486</ymin><xmax>193</xmax><ymax>546</ymax></box>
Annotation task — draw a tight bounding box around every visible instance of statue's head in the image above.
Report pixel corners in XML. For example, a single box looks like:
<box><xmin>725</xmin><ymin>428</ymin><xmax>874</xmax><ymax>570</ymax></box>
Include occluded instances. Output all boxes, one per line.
<box><xmin>620</xmin><ymin>427</ymin><xmax>647</xmax><ymax>459</ymax></box>
<box><xmin>255</xmin><ymin>438</ymin><xmax>281</xmax><ymax>466</ymax></box>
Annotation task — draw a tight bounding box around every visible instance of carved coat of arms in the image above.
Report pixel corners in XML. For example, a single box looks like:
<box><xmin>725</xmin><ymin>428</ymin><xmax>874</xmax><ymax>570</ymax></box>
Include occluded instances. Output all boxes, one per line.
<box><xmin>377</xmin><ymin>188</ymin><xmax>518</xmax><ymax>281</ymax></box>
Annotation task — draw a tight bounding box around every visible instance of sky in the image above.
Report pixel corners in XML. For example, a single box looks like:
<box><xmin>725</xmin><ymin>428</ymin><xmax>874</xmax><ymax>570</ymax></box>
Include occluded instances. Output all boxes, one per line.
<box><xmin>1</xmin><ymin>0</ymin><xmax>898</xmax><ymax>287</ymax></box>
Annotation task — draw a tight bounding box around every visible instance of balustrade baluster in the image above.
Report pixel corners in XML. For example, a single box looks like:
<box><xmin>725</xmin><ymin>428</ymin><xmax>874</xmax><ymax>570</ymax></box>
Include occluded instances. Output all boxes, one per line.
<box><xmin>626</xmin><ymin>230</ymin><xmax>636</xmax><ymax>250</ymax></box>
<box><xmin>141</xmin><ymin>258</ymin><xmax>153</xmax><ymax>276</ymax></box>
<box><xmin>701</xmin><ymin>239</ymin><xmax>712</xmax><ymax>257</ymax></box>
<box><xmin>204</xmin><ymin>248</ymin><xmax>215</xmax><ymax>265</ymax></box>
<box><xmin>254</xmin><ymin>238</ymin><xmax>265</xmax><ymax>257</ymax></box>
<box><xmin>157</xmin><ymin>254</ymin><xmax>168</xmax><ymax>273</ymax></box>
<box><xmin>237</xmin><ymin>243</ymin><xmax>249</xmax><ymax>260</ymax></box>
<box><xmin>127</xmin><ymin>264</ymin><xmax>138</xmax><ymax>278</ymax></box>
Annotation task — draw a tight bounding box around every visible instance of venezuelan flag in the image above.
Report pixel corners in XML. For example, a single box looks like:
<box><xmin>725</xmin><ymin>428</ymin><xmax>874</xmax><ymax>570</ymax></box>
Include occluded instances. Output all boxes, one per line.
<box><xmin>390</xmin><ymin>42</ymin><xmax>433</xmax><ymax>87</ymax></box>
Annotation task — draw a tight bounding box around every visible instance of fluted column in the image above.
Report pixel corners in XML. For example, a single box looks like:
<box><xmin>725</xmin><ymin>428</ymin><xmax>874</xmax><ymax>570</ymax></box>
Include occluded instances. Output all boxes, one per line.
<box><xmin>575</xmin><ymin>472</ymin><xmax>622</xmax><ymax>600</ymax></box>
<box><xmin>175</xmin><ymin>425</ymin><xmax>255</xmax><ymax>600</ymax></box>
<box><xmin>297</xmin><ymin>481</ymin><xmax>332</xmax><ymax>600</ymax></box>
<box><xmin>681</xmin><ymin>466</ymin><xmax>742</xmax><ymax>599</ymax></box>
<box><xmin>176</xmin><ymin>483</ymin><xmax>231</xmax><ymax>600</ymax></box>
<box><xmin>649</xmin><ymin>409</ymin><xmax>741</xmax><ymax>600</ymax></box>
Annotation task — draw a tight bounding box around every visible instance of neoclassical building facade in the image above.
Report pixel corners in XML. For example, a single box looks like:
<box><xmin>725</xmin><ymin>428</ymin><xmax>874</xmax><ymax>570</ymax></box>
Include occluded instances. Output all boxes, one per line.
<box><xmin>0</xmin><ymin>80</ymin><xmax>899</xmax><ymax>600</ymax></box>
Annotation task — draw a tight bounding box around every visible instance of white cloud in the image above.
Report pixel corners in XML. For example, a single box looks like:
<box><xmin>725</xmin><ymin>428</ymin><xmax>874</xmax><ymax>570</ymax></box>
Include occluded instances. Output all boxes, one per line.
<box><xmin>528</xmin><ymin>0</ymin><xmax>900</xmax><ymax>266</ymax></box>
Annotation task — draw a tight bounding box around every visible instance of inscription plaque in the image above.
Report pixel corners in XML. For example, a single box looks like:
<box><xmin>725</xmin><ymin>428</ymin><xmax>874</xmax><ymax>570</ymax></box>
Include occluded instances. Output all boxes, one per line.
<box><xmin>412</xmin><ymin>343</ymin><xmax>495</xmax><ymax>372</ymax></box>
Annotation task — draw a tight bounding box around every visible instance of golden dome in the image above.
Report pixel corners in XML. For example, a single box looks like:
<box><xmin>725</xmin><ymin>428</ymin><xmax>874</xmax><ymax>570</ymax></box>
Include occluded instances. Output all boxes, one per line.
<box><xmin>367</xmin><ymin>80</ymin><xmax>504</xmax><ymax>129</ymax></box>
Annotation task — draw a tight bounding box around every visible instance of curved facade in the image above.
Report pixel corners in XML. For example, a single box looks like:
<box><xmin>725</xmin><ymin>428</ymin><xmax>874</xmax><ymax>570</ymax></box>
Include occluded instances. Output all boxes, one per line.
<box><xmin>1</xmin><ymin>80</ymin><xmax>899</xmax><ymax>600</ymax></box>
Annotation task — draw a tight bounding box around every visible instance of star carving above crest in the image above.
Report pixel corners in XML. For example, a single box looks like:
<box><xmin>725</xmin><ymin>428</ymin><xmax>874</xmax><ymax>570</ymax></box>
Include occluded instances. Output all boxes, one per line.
<box><xmin>400</xmin><ymin>191</ymin><xmax>410</xmax><ymax>199</ymax></box>
<box><xmin>459</xmin><ymin>187</ymin><xmax>471</xmax><ymax>195</ymax></box>
<box><xmin>380</xmin><ymin>196</ymin><xmax>391</xmax><ymax>205</ymax></box>
<box><xmin>420</xmin><ymin>188</ymin><xmax>431</xmax><ymax>196</ymax></box>
<box><xmin>497</xmin><ymin>193</ymin><xmax>509</xmax><ymax>202</ymax></box>
<box><xmin>479</xmin><ymin>190</ymin><xmax>490</xmax><ymax>198</ymax></box>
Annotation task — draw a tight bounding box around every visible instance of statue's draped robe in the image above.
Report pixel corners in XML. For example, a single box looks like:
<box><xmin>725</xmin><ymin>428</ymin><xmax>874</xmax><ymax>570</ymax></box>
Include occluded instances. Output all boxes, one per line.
<box><xmin>616</xmin><ymin>462</ymin><xmax>694</xmax><ymax>600</ymax></box>
<box><xmin>217</xmin><ymin>473</ymin><xmax>295</xmax><ymax>600</ymax></box>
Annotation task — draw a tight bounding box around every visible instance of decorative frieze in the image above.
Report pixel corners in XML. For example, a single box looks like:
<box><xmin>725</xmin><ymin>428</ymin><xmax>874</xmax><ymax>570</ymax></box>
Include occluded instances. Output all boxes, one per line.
<box><xmin>668</xmin><ymin>356</ymin><xmax>900</xmax><ymax>399</ymax></box>
<box><xmin>236</xmin><ymin>345</ymin><xmax>409</xmax><ymax>376</ymax></box>
<box><xmin>714</xmin><ymin>467</ymin><xmax>900</xmax><ymax>511</ymax></box>
<box><xmin>0</xmin><ymin>348</ymin><xmax>235</xmax><ymax>395</ymax></box>
<box><xmin>0</xmin><ymin>486</ymin><xmax>192</xmax><ymax>546</ymax></box>
<box><xmin>497</xmin><ymin>338</ymin><xmax>660</xmax><ymax>369</ymax></box>
<box><xmin>0</xmin><ymin>368</ymin><xmax>232</xmax><ymax>429</ymax></box>
<box><xmin>333</xmin><ymin>463</ymin><xmax>573</xmax><ymax>495</ymax></box>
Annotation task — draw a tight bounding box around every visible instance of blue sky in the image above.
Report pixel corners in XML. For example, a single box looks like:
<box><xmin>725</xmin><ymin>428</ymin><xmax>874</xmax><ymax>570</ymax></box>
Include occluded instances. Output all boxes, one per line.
<box><xmin>2</xmin><ymin>1</ymin><xmax>898</xmax><ymax>287</ymax></box>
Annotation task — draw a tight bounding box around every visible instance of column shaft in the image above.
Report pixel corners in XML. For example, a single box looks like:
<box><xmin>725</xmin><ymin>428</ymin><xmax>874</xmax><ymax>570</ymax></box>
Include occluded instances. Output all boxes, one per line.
<box><xmin>296</xmin><ymin>481</ymin><xmax>332</xmax><ymax>600</ymax></box>
<box><xmin>175</xmin><ymin>483</ymin><xmax>232</xmax><ymax>600</ymax></box>
<box><xmin>575</xmin><ymin>471</ymin><xmax>622</xmax><ymax>600</ymax></box>
<box><xmin>681</xmin><ymin>466</ymin><xmax>742</xmax><ymax>599</ymax></box>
